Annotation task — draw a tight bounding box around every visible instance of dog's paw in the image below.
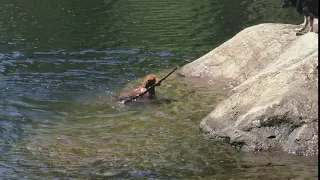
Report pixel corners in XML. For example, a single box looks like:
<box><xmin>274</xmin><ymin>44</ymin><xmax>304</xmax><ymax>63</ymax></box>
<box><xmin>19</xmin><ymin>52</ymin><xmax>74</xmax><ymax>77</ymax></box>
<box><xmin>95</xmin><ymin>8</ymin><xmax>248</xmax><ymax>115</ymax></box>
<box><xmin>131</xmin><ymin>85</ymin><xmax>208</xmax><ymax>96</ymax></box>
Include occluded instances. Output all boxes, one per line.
<box><xmin>295</xmin><ymin>26</ymin><xmax>309</xmax><ymax>32</ymax></box>
<box><xmin>296</xmin><ymin>31</ymin><xmax>305</xmax><ymax>36</ymax></box>
<box><xmin>295</xmin><ymin>27</ymin><xmax>308</xmax><ymax>32</ymax></box>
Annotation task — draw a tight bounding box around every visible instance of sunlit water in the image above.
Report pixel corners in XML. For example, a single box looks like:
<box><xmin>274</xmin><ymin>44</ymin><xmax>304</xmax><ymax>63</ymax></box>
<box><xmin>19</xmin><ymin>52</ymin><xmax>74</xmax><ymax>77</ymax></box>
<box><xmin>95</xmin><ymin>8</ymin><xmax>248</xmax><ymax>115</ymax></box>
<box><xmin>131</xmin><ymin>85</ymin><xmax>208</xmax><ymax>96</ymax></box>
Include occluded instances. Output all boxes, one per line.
<box><xmin>0</xmin><ymin>0</ymin><xmax>318</xmax><ymax>179</ymax></box>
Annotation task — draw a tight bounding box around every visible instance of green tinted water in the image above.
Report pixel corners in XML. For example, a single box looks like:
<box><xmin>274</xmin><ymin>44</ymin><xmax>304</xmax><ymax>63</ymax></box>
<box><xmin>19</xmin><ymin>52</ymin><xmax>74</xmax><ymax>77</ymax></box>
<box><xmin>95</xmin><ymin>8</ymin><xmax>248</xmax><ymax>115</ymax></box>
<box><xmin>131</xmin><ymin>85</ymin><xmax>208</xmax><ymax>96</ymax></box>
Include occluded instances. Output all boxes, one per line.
<box><xmin>0</xmin><ymin>0</ymin><xmax>317</xmax><ymax>179</ymax></box>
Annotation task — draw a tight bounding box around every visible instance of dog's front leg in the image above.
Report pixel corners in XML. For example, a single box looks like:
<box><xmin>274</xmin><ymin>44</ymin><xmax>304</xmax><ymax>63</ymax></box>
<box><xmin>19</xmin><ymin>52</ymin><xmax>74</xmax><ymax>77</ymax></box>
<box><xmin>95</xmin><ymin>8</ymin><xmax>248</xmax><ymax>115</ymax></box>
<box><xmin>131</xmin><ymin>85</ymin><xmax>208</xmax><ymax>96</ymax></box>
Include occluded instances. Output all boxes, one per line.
<box><xmin>295</xmin><ymin>16</ymin><xmax>309</xmax><ymax>32</ymax></box>
<box><xmin>308</xmin><ymin>16</ymin><xmax>315</xmax><ymax>32</ymax></box>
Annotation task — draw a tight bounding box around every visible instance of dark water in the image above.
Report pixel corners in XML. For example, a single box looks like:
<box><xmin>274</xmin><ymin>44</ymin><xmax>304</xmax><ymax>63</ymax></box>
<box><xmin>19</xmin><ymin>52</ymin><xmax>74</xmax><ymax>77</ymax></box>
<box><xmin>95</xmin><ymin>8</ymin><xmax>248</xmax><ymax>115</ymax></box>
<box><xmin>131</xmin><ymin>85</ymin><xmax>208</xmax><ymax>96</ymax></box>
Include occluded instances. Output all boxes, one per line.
<box><xmin>0</xmin><ymin>0</ymin><xmax>317</xmax><ymax>179</ymax></box>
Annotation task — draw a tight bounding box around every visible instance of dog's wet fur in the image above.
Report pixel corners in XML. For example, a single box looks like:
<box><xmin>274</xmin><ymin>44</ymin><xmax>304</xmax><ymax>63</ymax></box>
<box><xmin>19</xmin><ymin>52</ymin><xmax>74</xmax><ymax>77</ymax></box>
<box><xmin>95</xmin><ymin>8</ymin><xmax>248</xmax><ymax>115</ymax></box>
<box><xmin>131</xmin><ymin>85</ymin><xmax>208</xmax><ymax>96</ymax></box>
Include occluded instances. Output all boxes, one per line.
<box><xmin>118</xmin><ymin>74</ymin><xmax>160</xmax><ymax>101</ymax></box>
<box><xmin>281</xmin><ymin>0</ymin><xmax>318</xmax><ymax>35</ymax></box>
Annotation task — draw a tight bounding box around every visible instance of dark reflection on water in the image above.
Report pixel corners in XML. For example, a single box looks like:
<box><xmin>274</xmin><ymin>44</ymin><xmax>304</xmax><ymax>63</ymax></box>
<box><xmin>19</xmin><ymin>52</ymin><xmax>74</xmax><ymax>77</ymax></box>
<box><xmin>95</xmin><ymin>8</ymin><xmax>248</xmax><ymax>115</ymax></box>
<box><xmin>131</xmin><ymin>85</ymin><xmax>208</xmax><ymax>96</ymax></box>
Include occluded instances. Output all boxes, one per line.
<box><xmin>0</xmin><ymin>0</ymin><xmax>317</xmax><ymax>179</ymax></box>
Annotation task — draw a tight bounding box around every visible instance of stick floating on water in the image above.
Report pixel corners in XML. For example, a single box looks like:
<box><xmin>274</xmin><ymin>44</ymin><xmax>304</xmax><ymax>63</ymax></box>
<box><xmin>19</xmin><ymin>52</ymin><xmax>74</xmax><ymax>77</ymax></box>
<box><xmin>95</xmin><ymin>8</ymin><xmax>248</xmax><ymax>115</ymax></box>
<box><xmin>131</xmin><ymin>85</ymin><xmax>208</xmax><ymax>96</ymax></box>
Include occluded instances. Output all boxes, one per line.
<box><xmin>122</xmin><ymin>66</ymin><xmax>178</xmax><ymax>103</ymax></box>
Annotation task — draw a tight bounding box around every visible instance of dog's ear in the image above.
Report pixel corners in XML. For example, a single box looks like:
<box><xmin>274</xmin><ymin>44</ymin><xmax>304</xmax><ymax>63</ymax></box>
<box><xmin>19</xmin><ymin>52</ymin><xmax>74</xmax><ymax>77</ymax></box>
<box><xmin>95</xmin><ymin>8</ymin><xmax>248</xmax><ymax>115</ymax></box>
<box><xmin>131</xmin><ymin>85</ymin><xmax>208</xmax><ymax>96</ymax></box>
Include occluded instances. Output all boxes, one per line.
<box><xmin>141</xmin><ymin>78</ymin><xmax>148</xmax><ymax>88</ymax></box>
<box><xmin>155</xmin><ymin>77</ymin><xmax>161</xmax><ymax>86</ymax></box>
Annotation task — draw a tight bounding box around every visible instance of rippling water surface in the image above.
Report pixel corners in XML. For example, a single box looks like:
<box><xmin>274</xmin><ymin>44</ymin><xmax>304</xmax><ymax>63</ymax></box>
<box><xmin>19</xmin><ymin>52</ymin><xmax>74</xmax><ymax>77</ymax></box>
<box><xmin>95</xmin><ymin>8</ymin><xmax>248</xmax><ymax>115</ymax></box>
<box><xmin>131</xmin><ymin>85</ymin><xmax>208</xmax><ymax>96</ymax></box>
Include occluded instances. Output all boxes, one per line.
<box><xmin>0</xmin><ymin>0</ymin><xmax>317</xmax><ymax>179</ymax></box>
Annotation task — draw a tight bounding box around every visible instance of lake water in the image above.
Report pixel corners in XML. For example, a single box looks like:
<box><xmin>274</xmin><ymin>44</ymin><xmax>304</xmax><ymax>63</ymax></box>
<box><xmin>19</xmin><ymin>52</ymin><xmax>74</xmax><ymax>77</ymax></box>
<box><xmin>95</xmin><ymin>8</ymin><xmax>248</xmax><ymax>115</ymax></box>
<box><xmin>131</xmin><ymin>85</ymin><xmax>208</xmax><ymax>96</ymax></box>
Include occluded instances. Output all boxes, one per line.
<box><xmin>0</xmin><ymin>0</ymin><xmax>318</xmax><ymax>179</ymax></box>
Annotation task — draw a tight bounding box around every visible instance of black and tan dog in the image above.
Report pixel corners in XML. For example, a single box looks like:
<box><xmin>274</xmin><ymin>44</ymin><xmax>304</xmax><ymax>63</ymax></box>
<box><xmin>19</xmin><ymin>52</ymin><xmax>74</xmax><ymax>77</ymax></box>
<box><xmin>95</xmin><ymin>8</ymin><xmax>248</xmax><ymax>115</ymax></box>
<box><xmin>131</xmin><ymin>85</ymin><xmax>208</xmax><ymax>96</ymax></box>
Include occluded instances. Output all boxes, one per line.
<box><xmin>281</xmin><ymin>0</ymin><xmax>318</xmax><ymax>35</ymax></box>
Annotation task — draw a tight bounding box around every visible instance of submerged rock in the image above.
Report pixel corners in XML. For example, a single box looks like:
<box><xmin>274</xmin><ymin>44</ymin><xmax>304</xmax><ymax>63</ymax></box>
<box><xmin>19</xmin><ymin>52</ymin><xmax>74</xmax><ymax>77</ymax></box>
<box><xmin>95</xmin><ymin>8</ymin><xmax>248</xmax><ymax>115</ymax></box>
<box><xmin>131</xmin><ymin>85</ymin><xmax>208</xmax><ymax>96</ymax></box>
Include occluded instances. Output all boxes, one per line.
<box><xmin>181</xmin><ymin>23</ymin><xmax>318</xmax><ymax>156</ymax></box>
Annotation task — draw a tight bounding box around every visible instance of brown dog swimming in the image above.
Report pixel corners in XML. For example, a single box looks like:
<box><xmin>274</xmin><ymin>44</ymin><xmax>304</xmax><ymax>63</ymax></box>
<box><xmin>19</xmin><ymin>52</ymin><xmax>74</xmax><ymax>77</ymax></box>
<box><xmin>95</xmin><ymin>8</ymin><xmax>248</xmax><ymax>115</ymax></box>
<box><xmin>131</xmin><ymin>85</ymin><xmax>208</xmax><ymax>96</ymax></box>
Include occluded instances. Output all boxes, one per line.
<box><xmin>118</xmin><ymin>74</ymin><xmax>160</xmax><ymax>101</ymax></box>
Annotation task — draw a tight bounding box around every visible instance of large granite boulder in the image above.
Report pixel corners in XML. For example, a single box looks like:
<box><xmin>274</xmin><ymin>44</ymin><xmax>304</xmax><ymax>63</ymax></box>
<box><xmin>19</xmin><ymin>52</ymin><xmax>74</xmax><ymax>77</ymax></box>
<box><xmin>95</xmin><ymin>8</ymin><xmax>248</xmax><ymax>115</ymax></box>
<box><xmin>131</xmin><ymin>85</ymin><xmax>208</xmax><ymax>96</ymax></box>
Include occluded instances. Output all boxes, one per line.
<box><xmin>181</xmin><ymin>23</ymin><xmax>318</xmax><ymax>156</ymax></box>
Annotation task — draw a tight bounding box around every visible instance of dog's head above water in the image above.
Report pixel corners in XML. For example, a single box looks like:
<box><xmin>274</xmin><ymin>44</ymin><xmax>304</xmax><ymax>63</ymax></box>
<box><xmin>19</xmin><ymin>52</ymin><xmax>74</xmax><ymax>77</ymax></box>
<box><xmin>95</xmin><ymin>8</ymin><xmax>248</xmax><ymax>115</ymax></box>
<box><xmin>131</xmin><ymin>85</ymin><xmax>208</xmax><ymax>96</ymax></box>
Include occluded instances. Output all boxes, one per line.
<box><xmin>141</xmin><ymin>74</ymin><xmax>160</xmax><ymax>89</ymax></box>
<box><xmin>281</xmin><ymin>0</ymin><xmax>297</xmax><ymax>8</ymax></box>
<box><xmin>117</xmin><ymin>74</ymin><xmax>160</xmax><ymax>102</ymax></box>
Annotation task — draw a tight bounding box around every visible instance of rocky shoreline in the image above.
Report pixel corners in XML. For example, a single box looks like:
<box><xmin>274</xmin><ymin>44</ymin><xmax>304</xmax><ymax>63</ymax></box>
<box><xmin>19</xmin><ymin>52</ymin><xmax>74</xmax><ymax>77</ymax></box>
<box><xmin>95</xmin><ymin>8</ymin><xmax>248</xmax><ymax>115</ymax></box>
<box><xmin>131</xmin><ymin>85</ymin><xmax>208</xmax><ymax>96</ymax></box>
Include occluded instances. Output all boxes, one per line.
<box><xmin>181</xmin><ymin>23</ymin><xmax>318</xmax><ymax>156</ymax></box>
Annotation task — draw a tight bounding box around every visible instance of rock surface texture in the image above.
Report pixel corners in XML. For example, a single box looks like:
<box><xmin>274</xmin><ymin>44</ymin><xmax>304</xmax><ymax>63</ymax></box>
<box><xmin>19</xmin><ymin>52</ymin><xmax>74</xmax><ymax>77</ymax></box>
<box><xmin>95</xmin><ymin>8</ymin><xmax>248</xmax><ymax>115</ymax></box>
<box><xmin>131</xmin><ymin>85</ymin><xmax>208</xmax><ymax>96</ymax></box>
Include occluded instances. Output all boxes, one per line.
<box><xmin>181</xmin><ymin>23</ymin><xmax>318</xmax><ymax>156</ymax></box>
